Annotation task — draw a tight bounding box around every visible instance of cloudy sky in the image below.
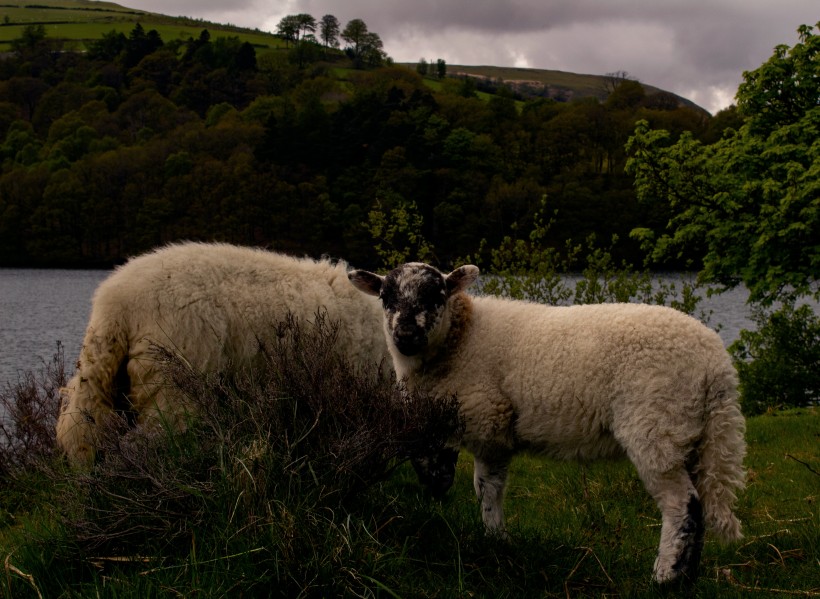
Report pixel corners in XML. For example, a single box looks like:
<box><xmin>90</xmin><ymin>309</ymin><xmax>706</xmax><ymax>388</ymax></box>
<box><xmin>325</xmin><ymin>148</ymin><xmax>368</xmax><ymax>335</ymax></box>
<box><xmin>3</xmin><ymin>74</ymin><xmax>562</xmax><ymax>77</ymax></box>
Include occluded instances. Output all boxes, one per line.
<box><xmin>123</xmin><ymin>0</ymin><xmax>817</xmax><ymax>114</ymax></box>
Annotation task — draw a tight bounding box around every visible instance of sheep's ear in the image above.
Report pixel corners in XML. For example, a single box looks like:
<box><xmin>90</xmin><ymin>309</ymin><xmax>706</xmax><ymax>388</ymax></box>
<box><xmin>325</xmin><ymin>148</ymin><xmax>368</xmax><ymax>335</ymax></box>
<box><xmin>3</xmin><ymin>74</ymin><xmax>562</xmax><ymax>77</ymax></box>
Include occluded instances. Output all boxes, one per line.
<box><xmin>445</xmin><ymin>265</ymin><xmax>479</xmax><ymax>294</ymax></box>
<box><xmin>348</xmin><ymin>270</ymin><xmax>384</xmax><ymax>296</ymax></box>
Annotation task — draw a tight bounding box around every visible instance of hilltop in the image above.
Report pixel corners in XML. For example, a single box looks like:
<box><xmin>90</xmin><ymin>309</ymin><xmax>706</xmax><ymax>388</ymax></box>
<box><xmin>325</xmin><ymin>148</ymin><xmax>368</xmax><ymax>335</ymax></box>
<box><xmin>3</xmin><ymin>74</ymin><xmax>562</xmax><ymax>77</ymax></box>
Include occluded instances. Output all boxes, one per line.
<box><xmin>440</xmin><ymin>64</ymin><xmax>706</xmax><ymax>112</ymax></box>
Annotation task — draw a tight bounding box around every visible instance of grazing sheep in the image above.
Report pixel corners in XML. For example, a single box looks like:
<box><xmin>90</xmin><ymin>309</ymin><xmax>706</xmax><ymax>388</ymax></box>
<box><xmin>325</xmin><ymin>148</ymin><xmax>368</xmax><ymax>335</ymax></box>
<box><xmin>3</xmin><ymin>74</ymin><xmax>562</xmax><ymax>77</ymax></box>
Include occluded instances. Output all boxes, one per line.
<box><xmin>349</xmin><ymin>261</ymin><xmax>747</xmax><ymax>585</ymax></box>
<box><xmin>57</xmin><ymin>242</ymin><xmax>394</xmax><ymax>467</ymax></box>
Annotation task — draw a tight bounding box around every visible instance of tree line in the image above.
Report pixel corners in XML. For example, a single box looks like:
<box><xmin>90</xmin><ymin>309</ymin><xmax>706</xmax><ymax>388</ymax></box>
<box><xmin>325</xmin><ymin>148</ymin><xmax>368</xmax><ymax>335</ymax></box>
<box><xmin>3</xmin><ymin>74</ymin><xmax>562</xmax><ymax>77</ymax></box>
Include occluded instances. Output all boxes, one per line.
<box><xmin>0</xmin><ymin>19</ymin><xmax>736</xmax><ymax>270</ymax></box>
<box><xmin>628</xmin><ymin>22</ymin><xmax>820</xmax><ymax>413</ymax></box>
<box><xmin>275</xmin><ymin>14</ymin><xmax>388</xmax><ymax>68</ymax></box>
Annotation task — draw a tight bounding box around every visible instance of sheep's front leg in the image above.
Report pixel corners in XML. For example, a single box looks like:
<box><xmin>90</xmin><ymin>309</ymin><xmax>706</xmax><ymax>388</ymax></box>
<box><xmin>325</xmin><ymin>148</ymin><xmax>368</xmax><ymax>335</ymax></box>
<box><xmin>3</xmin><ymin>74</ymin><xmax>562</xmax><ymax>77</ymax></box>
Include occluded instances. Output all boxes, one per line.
<box><xmin>473</xmin><ymin>456</ymin><xmax>511</xmax><ymax>535</ymax></box>
<box><xmin>56</xmin><ymin>375</ymin><xmax>110</xmax><ymax>466</ymax></box>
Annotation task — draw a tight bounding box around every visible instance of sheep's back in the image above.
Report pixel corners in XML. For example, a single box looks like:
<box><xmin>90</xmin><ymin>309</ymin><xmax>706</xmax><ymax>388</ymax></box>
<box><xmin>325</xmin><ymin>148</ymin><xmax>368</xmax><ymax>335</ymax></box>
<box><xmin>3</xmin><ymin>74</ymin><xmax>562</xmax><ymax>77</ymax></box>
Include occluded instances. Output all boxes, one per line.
<box><xmin>86</xmin><ymin>242</ymin><xmax>387</xmax><ymax>407</ymax></box>
<box><xmin>452</xmin><ymin>297</ymin><xmax>730</xmax><ymax>458</ymax></box>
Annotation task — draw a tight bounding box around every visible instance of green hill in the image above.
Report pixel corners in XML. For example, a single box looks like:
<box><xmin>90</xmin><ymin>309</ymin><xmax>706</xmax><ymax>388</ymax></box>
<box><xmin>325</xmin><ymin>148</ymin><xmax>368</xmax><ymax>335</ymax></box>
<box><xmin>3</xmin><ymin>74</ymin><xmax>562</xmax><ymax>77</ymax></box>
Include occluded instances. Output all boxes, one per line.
<box><xmin>0</xmin><ymin>1</ymin><xmax>705</xmax><ymax>110</ymax></box>
<box><xmin>417</xmin><ymin>64</ymin><xmax>707</xmax><ymax>112</ymax></box>
<box><xmin>0</xmin><ymin>0</ymin><xmax>284</xmax><ymax>52</ymax></box>
<box><xmin>0</xmin><ymin>0</ymin><xmax>726</xmax><ymax>269</ymax></box>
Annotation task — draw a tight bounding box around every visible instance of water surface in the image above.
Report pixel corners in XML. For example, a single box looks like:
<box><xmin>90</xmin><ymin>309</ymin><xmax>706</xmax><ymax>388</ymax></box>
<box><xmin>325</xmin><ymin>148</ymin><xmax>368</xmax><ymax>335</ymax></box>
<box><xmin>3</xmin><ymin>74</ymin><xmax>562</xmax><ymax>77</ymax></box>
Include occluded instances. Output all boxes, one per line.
<box><xmin>0</xmin><ymin>268</ymin><xmax>810</xmax><ymax>389</ymax></box>
<box><xmin>1</xmin><ymin>268</ymin><xmax>110</xmax><ymax>388</ymax></box>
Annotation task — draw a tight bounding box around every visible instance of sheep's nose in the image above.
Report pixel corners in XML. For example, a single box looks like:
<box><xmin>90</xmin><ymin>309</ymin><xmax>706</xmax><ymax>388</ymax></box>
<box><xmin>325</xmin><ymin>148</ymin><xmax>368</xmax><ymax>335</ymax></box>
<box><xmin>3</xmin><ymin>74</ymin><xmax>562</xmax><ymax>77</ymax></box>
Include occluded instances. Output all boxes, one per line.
<box><xmin>395</xmin><ymin>322</ymin><xmax>418</xmax><ymax>338</ymax></box>
<box><xmin>393</xmin><ymin>326</ymin><xmax>427</xmax><ymax>356</ymax></box>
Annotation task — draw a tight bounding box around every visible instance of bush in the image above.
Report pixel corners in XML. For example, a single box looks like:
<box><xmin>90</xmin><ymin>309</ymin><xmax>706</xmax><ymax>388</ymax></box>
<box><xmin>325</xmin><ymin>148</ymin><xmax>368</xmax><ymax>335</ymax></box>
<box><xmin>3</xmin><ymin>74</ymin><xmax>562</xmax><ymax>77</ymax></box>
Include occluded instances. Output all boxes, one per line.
<box><xmin>730</xmin><ymin>303</ymin><xmax>820</xmax><ymax>415</ymax></box>
<box><xmin>2</xmin><ymin>313</ymin><xmax>461</xmax><ymax>595</ymax></box>
<box><xmin>464</xmin><ymin>198</ymin><xmax>704</xmax><ymax>315</ymax></box>
<box><xmin>0</xmin><ymin>342</ymin><xmax>66</xmax><ymax>479</ymax></box>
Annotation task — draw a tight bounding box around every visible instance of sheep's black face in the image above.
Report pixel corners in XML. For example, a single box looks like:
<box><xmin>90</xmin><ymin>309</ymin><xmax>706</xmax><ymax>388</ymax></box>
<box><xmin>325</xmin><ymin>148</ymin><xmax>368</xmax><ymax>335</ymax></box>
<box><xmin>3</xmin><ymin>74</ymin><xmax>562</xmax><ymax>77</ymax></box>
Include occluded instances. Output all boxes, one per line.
<box><xmin>380</xmin><ymin>264</ymin><xmax>448</xmax><ymax>357</ymax></box>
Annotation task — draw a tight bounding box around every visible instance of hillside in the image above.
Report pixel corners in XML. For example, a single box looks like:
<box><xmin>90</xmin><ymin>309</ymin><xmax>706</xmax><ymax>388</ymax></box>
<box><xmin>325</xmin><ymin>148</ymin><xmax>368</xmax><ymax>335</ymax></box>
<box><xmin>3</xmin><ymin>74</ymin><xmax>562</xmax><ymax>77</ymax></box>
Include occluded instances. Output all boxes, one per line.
<box><xmin>0</xmin><ymin>0</ymin><xmax>283</xmax><ymax>53</ymax></box>
<box><xmin>428</xmin><ymin>64</ymin><xmax>707</xmax><ymax>112</ymax></box>
<box><xmin>0</xmin><ymin>1</ymin><xmax>705</xmax><ymax>110</ymax></box>
<box><xmin>0</xmin><ymin>0</ymin><xmax>729</xmax><ymax>270</ymax></box>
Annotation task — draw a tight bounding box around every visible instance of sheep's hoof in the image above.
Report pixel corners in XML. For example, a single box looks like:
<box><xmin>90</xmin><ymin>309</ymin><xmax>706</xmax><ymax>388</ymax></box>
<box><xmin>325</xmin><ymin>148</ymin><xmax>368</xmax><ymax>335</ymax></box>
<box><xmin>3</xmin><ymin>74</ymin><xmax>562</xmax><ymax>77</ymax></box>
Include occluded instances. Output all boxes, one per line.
<box><xmin>411</xmin><ymin>448</ymin><xmax>459</xmax><ymax>499</ymax></box>
<box><xmin>652</xmin><ymin>559</ymin><xmax>699</xmax><ymax>590</ymax></box>
<box><xmin>484</xmin><ymin>527</ymin><xmax>510</xmax><ymax>542</ymax></box>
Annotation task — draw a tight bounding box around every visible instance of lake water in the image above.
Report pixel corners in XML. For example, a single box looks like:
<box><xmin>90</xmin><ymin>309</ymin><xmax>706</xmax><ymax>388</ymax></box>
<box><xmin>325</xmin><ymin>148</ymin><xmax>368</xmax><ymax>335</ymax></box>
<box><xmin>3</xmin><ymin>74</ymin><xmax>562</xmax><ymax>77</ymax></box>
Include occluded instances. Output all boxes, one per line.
<box><xmin>1</xmin><ymin>268</ymin><xmax>111</xmax><ymax>388</ymax></box>
<box><xmin>0</xmin><ymin>267</ymin><xmax>770</xmax><ymax>390</ymax></box>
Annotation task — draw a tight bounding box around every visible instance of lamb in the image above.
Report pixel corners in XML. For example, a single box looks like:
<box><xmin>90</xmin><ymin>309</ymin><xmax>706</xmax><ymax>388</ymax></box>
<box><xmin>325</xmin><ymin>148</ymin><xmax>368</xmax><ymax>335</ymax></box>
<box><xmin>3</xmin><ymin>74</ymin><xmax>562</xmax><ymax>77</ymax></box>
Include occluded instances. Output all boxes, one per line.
<box><xmin>57</xmin><ymin>242</ymin><xmax>395</xmax><ymax>468</ymax></box>
<box><xmin>348</xmin><ymin>261</ymin><xmax>747</xmax><ymax>585</ymax></box>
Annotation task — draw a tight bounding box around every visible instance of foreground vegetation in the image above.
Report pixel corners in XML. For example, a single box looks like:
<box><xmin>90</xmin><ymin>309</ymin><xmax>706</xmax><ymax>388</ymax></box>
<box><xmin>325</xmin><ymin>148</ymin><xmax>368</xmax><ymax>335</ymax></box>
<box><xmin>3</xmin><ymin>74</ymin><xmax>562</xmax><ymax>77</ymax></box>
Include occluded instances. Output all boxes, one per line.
<box><xmin>0</xmin><ymin>334</ymin><xmax>817</xmax><ymax>598</ymax></box>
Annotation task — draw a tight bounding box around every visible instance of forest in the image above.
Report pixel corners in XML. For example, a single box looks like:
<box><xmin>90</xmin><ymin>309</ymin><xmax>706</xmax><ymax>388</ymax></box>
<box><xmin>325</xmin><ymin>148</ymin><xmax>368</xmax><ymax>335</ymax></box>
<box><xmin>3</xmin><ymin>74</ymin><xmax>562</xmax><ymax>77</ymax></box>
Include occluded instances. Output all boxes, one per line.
<box><xmin>0</xmin><ymin>19</ymin><xmax>738</xmax><ymax>270</ymax></box>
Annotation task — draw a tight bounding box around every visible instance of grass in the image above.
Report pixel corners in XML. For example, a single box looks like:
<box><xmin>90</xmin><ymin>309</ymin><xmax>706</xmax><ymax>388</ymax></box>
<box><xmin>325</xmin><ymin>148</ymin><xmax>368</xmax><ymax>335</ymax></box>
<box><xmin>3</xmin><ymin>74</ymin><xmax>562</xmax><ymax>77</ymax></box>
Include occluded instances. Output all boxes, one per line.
<box><xmin>2</xmin><ymin>345</ymin><xmax>817</xmax><ymax>598</ymax></box>
<box><xmin>0</xmin><ymin>0</ymin><xmax>287</xmax><ymax>53</ymax></box>
<box><xmin>0</xmin><ymin>23</ymin><xmax>286</xmax><ymax>51</ymax></box>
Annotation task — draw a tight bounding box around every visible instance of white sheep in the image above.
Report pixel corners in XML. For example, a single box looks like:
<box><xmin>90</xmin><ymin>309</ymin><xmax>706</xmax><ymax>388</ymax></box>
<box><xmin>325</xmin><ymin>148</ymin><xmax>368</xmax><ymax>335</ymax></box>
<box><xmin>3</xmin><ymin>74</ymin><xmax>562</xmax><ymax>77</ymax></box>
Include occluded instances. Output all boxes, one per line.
<box><xmin>56</xmin><ymin>242</ymin><xmax>393</xmax><ymax>467</ymax></box>
<box><xmin>349</xmin><ymin>261</ymin><xmax>747</xmax><ymax>585</ymax></box>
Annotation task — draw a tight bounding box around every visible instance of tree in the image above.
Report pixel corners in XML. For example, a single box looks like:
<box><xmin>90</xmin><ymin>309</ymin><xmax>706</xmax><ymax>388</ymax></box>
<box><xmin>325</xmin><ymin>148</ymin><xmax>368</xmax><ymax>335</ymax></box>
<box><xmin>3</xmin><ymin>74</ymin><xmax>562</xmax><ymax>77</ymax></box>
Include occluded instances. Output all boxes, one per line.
<box><xmin>737</xmin><ymin>23</ymin><xmax>820</xmax><ymax>135</ymax></box>
<box><xmin>605</xmin><ymin>79</ymin><xmax>645</xmax><ymax>110</ymax></box>
<box><xmin>626</xmin><ymin>22</ymin><xmax>820</xmax><ymax>306</ymax></box>
<box><xmin>123</xmin><ymin>23</ymin><xmax>163</xmax><ymax>69</ymax></box>
<box><xmin>341</xmin><ymin>19</ymin><xmax>368</xmax><ymax>57</ymax></box>
<box><xmin>340</xmin><ymin>19</ymin><xmax>387</xmax><ymax>68</ymax></box>
<box><xmin>360</xmin><ymin>32</ymin><xmax>386</xmax><ymax>67</ymax></box>
<box><xmin>277</xmin><ymin>14</ymin><xmax>316</xmax><ymax>47</ymax></box>
<box><xmin>602</xmin><ymin>70</ymin><xmax>633</xmax><ymax>94</ymax></box>
<box><xmin>9</xmin><ymin>23</ymin><xmax>62</xmax><ymax>70</ymax></box>
<box><xmin>436</xmin><ymin>58</ymin><xmax>447</xmax><ymax>80</ymax></box>
<box><xmin>295</xmin><ymin>14</ymin><xmax>317</xmax><ymax>42</ymax></box>
<box><xmin>319</xmin><ymin>14</ymin><xmax>340</xmax><ymax>49</ymax></box>
<box><xmin>276</xmin><ymin>15</ymin><xmax>299</xmax><ymax>47</ymax></box>
<box><xmin>416</xmin><ymin>58</ymin><xmax>429</xmax><ymax>77</ymax></box>
<box><xmin>10</xmin><ymin>23</ymin><xmax>47</xmax><ymax>54</ymax></box>
<box><xmin>235</xmin><ymin>41</ymin><xmax>257</xmax><ymax>72</ymax></box>
<box><xmin>87</xmin><ymin>29</ymin><xmax>128</xmax><ymax>62</ymax></box>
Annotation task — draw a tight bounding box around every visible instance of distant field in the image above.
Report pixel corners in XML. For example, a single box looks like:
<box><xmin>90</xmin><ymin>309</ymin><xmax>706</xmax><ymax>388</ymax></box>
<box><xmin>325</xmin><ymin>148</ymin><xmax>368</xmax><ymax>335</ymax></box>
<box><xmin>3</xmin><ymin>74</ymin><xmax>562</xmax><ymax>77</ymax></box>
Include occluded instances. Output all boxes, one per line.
<box><xmin>0</xmin><ymin>0</ymin><xmax>153</xmax><ymax>25</ymax></box>
<box><xmin>403</xmin><ymin>63</ymin><xmax>612</xmax><ymax>101</ymax></box>
<box><xmin>407</xmin><ymin>63</ymin><xmax>703</xmax><ymax>109</ymax></box>
<box><xmin>0</xmin><ymin>1</ymin><xmax>284</xmax><ymax>51</ymax></box>
<box><xmin>450</xmin><ymin>64</ymin><xmax>612</xmax><ymax>95</ymax></box>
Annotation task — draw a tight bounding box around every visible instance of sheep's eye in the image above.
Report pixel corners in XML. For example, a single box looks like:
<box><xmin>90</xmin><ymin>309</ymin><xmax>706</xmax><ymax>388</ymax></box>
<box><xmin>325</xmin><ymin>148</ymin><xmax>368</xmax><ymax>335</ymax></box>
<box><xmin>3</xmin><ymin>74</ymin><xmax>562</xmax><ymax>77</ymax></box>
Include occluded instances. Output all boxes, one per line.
<box><xmin>379</xmin><ymin>286</ymin><xmax>396</xmax><ymax>308</ymax></box>
<box><xmin>417</xmin><ymin>281</ymin><xmax>446</xmax><ymax>311</ymax></box>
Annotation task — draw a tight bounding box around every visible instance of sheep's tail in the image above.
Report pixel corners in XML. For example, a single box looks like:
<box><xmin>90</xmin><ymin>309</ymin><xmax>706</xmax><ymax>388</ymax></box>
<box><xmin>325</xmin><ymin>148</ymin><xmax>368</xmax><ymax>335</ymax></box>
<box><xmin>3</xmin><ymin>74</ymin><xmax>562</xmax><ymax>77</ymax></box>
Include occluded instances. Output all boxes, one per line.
<box><xmin>692</xmin><ymin>364</ymin><xmax>747</xmax><ymax>542</ymax></box>
<box><xmin>56</xmin><ymin>313</ymin><xmax>130</xmax><ymax>465</ymax></box>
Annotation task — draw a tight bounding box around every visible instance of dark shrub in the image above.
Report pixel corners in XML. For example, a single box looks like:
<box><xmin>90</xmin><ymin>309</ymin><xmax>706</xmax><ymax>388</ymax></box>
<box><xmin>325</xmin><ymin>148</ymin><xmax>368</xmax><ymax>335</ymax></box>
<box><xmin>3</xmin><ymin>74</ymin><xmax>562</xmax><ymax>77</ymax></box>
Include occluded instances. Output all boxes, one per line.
<box><xmin>730</xmin><ymin>303</ymin><xmax>820</xmax><ymax>415</ymax></box>
<box><xmin>53</xmin><ymin>313</ymin><xmax>461</xmax><ymax>558</ymax></box>
<box><xmin>0</xmin><ymin>342</ymin><xmax>66</xmax><ymax>479</ymax></box>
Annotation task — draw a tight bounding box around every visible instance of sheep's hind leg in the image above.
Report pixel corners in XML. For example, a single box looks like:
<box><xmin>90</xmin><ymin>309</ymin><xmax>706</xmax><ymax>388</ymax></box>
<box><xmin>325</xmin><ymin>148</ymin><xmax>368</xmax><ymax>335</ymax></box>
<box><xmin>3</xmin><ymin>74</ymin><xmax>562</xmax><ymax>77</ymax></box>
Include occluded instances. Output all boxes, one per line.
<box><xmin>642</xmin><ymin>468</ymin><xmax>705</xmax><ymax>585</ymax></box>
<box><xmin>473</xmin><ymin>455</ymin><xmax>511</xmax><ymax>536</ymax></box>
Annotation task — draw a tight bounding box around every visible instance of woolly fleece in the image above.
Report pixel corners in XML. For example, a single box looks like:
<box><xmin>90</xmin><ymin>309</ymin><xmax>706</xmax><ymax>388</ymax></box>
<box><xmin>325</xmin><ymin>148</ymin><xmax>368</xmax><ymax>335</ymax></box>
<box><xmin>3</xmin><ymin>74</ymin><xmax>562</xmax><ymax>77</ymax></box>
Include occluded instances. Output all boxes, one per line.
<box><xmin>351</xmin><ymin>262</ymin><xmax>746</xmax><ymax>584</ymax></box>
<box><xmin>56</xmin><ymin>242</ymin><xmax>387</xmax><ymax>465</ymax></box>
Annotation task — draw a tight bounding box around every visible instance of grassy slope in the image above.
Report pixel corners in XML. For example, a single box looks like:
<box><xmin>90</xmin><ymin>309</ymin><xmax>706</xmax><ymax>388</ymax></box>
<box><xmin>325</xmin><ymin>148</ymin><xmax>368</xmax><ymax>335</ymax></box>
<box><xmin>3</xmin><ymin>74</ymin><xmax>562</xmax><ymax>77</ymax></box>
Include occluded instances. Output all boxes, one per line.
<box><xmin>2</xmin><ymin>408</ymin><xmax>815</xmax><ymax>597</ymax></box>
<box><xmin>403</xmin><ymin>63</ymin><xmax>706</xmax><ymax>111</ymax></box>
<box><xmin>448</xmin><ymin>64</ymin><xmax>614</xmax><ymax>96</ymax></box>
<box><xmin>0</xmin><ymin>0</ymin><xmax>285</xmax><ymax>52</ymax></box>
<box><xmin>501</xmin><ymin>407</ymin><xmax>819</xmax><ymax>594</ymax></box>
<box><xmin>393</xmin><ymin>407</ymin><xmax>817</xmax><ymax>597</ymax></box>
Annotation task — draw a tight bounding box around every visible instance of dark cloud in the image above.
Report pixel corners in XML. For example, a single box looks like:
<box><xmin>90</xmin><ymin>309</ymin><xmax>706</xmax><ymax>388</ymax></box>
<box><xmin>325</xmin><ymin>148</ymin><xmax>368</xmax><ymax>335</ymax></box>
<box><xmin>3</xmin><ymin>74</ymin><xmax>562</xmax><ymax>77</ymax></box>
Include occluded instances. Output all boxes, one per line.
<box><xmin>123</xmin><ymin>0</ymin><xmax>818</xmax><ymax>113</ymax></box>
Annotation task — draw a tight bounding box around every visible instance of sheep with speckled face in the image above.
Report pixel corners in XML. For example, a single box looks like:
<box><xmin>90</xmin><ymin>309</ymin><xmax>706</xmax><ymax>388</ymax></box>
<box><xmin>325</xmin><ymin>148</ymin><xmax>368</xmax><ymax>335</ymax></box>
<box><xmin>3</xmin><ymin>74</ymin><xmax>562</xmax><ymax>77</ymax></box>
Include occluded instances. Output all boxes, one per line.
<box><xmin>349</xmin><ymin>261</ymin><xmax>747</xmax><ymax>585</ymax></box>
